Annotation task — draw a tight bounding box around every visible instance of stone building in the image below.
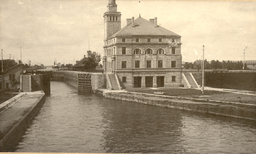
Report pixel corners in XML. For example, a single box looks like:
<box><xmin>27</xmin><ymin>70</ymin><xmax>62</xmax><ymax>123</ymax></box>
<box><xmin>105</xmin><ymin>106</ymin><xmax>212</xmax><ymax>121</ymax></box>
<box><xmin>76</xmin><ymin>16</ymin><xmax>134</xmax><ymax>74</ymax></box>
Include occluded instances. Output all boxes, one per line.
<box><xmin>0</xmin><ymin>64</ymin><xmax>23</xmax><ymax>91</ymax></box>
<box><xmin>103</xmin><ymin>0</ymin><xmax>182</xmax><ymax>89</ymax></box>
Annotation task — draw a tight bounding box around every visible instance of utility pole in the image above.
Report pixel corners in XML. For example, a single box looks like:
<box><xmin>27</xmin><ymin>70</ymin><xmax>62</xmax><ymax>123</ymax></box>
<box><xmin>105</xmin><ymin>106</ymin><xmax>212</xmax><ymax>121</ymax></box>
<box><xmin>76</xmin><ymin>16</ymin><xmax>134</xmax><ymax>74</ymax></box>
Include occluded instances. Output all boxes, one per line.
<box><xmin>243</xmin><ymin>46</ymin><xmax>247</xmax><ymax>70</ymax></box>
<box><xmin>201</xmin><ymin>45</ymin><xmax>205</xmax><ymax>94</ymax></box>
<box><xmin>20</xmin><ymin>46</ymin><xmax>22</xmax><ymax>63</ymax></box>
<box><xmin>1</xmin><ymin>49</ymin><xmax>3</xmax><ymax>72</ymax></box>
<box><xmin>88</xmin><ymin>39</ymin><xmax>90</xmax><ymax>50</ymax></box>
<box><xmin>1</xmin><ymin>49</ymin><xmax>4</xmax><ymax>90</ymax></box>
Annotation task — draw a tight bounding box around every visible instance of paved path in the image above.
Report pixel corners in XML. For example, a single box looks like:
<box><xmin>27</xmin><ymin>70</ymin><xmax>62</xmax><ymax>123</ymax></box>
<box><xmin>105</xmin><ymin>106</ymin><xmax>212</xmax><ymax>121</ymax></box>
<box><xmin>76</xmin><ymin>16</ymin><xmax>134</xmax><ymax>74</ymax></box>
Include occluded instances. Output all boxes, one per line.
<box><xmin>198</xmin><ymin>87</ymin><xmax>256</xmax><ymax>96</ymax></box>
<box><xmin>0</xmin><ymin>91</ymin><xmax>44</xmax><ymax>139</ymax></box>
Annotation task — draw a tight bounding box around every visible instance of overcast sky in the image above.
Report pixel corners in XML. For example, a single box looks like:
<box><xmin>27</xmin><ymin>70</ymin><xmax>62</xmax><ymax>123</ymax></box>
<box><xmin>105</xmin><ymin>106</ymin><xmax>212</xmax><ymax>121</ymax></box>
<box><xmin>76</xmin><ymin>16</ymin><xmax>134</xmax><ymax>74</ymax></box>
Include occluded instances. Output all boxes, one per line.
<box><xmin>0</xmin><ymin>0</ymin><xmax>256</xmax><ymax>66</ymax></box>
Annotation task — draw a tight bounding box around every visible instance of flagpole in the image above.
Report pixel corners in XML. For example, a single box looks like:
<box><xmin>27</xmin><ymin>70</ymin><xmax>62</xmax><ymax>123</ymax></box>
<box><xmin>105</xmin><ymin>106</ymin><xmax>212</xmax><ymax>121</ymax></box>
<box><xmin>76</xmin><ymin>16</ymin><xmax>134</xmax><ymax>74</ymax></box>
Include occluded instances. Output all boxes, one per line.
<box><xmin>1</xmin><ymin>49</ymin><xmax>4</xmax><ymax>90</ymax></box>
<box><xmin>243</xmin><ymin>46</ymin><xmax>247</xmax><ymax>70</ymax></box>
<box><xmin>201</xmin><ymin>45</ymin><xmax>205</xmax><ymax>94</ymax></box>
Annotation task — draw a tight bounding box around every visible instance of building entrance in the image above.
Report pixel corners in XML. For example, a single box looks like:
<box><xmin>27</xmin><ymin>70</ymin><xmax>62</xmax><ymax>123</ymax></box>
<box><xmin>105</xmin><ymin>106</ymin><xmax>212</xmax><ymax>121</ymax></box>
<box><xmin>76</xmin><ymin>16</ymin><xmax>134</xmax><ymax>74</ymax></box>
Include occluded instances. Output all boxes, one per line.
<box><xmin>157</xmin><ymin>76</ymin><xmax>164</xmax><ymax>87</ymax></box>
<box><xmin>134</xmin><ymin>77</ymin><xmax>142</xmax><ymax>88</ymax></box>
<box><xmin>145</xmin><ymin>76</ymin><xmax>153</xmax><ymax>87</ymax></box>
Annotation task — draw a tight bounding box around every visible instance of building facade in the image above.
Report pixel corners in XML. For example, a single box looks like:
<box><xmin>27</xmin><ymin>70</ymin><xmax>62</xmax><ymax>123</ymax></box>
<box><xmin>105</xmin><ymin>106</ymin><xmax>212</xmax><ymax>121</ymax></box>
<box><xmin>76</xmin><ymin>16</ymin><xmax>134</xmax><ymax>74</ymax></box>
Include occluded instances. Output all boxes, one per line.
<box><xmin>0</xmin><ymin>64</ymin><xmax>23</xmax><ymax>91</ymax></box>
<box><xmin>103</xmin><ymin>0</ymin><xmax>183</xmax><ymax>88</ymax></box>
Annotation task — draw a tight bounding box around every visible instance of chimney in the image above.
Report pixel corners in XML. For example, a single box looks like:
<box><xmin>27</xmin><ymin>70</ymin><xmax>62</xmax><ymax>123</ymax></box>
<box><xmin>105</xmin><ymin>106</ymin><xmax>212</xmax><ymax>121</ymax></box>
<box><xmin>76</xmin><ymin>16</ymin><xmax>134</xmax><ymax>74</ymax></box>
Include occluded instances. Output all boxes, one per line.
<box><xmin>154</xmin><ymin>17</ymin><xmax>157</xmax><ymax>27</ymax></box>
<box><xmin>149</xmin><ymin>18</ymin><xmax>154</xmax><ymax>24</ymax></box>
<box><xmin>132</xmin><ymin>17</ymin><xmax>134</xmax><ymax>27</ymax></box>
<box><xmin>126</xmin><ymin>18</ymin><xmax>132</xmax><ymax>25</ymax></box>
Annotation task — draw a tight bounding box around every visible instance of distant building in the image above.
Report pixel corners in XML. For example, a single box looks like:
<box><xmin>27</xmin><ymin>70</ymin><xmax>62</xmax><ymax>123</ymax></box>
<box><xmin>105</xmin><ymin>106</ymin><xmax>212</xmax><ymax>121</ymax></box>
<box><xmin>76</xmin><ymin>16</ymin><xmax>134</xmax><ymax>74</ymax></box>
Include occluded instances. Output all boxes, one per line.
<box><xmin>73</xmin><ymin>55</ymin><xmax>89</xmax><ymax>71</ymax></box>
<box><xmin>0</xmin><ymin>64</ymin><xmax>23</xmax><ymax>91</ymax></box>
<box><xmin>73</xmin><ymin>50</ymin><xmax>101</xmax><ymax>71</ymax></box>
<box><xmin>103</xmin><ymin>0</ymin><xmax>182</xmax><ymax>88</ymax></box>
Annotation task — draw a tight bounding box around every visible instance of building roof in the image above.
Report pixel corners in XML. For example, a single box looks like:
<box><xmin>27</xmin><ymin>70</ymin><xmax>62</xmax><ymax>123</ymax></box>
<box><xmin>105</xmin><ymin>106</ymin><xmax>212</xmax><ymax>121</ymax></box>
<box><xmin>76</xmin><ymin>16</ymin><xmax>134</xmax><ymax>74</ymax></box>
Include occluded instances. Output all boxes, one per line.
<box><xmin>109</xmin><ymin>17</ymin><xmax>180</xmax><ymax>39</ymax></box>
<box><xmin>0</xmin><ymin>64</ymin><xmax>23</xmax><ymax>75</ymax></box>
<box><xmin>73</xmin><ymin>56</ymin><xmax>89</xmax><ymax>68</ymax></box>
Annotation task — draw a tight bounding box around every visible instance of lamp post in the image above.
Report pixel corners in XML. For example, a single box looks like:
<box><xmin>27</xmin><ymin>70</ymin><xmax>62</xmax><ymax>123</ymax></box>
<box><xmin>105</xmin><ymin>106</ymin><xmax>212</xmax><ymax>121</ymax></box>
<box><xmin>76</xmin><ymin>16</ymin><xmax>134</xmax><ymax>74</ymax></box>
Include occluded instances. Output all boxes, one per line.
<box><xmin>1</xmin><ymin>49</ymin><xmax>4</xmax><ymax>91</ymax></box>
<box><xmin>243</xmin><ymin>46</ymin><xmax>247</xmax><ymax>70</ymax></box>
<box><xmin>201</xmin><ymin>45</ymin><xmax>205</xmax><ymax>94</ymax></box>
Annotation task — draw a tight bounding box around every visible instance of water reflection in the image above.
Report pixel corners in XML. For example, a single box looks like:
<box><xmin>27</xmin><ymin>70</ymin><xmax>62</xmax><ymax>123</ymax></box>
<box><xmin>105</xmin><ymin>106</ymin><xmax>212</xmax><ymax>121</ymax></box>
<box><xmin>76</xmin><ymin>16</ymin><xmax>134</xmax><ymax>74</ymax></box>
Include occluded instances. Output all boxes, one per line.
<box><xmin>100</xmin><ymin>99</ymin><xmax>184</xmax><ymax>152</ymax></box>
<box><xmin>15</xmin><ymin>81</ymin><xmax>256</xmax><ymax>153</ymax></box>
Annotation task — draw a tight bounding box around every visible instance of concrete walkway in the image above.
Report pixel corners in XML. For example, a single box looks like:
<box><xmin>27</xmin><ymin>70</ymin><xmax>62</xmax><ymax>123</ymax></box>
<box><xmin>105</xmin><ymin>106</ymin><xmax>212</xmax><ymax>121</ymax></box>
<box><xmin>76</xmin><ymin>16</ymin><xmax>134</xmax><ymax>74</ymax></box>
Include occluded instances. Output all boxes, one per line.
<box><xmin>0</xmin><ymin>91</ymin><xmax>45</xmax><ymax>140</ymax></box>
<box><xmin>198</xmin><ymin>86</ymin><xmax>256</xmax><ymax>96</ymax></box>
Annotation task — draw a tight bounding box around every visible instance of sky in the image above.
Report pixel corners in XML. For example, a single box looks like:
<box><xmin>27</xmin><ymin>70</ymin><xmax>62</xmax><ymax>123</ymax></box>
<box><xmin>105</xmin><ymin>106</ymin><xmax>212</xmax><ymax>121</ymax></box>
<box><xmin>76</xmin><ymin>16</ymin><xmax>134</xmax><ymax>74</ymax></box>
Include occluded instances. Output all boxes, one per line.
<box><xmin>0</xmin><ymin>0</ymin><xmax>256</xmax><ymax>66</ymax></box>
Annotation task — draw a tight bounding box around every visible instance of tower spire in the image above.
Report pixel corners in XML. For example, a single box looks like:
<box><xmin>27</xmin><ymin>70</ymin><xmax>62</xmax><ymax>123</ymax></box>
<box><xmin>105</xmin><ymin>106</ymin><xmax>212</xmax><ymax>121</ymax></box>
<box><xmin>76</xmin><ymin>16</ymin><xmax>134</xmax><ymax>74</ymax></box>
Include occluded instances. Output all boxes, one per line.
<box><xmin>104</xmin><ymin>0</ymin><xmax>121</xmax><ymax>40</ymax></box>
<box><xmin>108</xmin><ymin>0</ymin><xmax>117</xmax><ymax>6</ymax></box>
<box><xmin>107</xmin><ymin>0</ymin><xmax>117</xmax><ymax>12</ymax></box>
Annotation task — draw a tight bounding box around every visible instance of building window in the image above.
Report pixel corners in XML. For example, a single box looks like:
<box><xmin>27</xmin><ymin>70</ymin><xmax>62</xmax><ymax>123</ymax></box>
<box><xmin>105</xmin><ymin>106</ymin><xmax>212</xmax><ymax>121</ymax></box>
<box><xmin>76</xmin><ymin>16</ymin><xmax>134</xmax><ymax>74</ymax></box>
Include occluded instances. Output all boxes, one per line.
<box><xmin>145</xmin><ymin>49</ymin><xmax>152</xmax><ymax>54</ymax></box>
<box><xmin>172</xmin><ymin>76</ymin><xmax>176</xmax><ymax>82</ymax></box>
<box><xmin>147</xmin><ymin>38</ymin><xmax>151</xmax><ymax>42</ymax></box>
<box><xmin>134</xmin><ymin>49</ymin><xmax>141</xmax><ymax>54</ymax></box>
<box><xmin>122</xmin><ymin>47</ymin><xmax>126</xmax><ymax>54</ymax></box>
<box><xmin>136</xmin><ymin>38</ymin><xmax>139</xmax><ymax>42</ymax></box>
<box><xmin>158</xmin><ymin>60</ymin><xmax>163</xmax><ymax>68</ymax></box>
<box><xmin>157</xmin><ymin>49</ymin><xmax>164</xmax><ymax>54</ymax></box>
<box><xmin>135</xmin><ymin>60</ymin><xmax>140</xmax><ymax>68</ymax></box>
<box><xmin>147</xmin><ymin>60</ymin><xmax>151</xmax><ymax>68</ymax></box>
<box><xmin>122</xmin><ymin>61</ymin><xmax>126</xmax><ymax>68</ymax></box>
<box><xmin>171</xmin><ymin>61</ymin><xmax>176</xmax><ymax>68</ymax></box>
<box><xmin>172</xmin><ymin>47</ymin><xmax>176</xmax><ymax>54</ymax></box>
<box><xmin>122</xmin><ymin>77</ymin><xmax>126</xmax><ymax>82</ymax></box>
<box><xmin>122</xmin><ymin>38</ymin><xmax>125</xmax><ymax>42</ymax></box>
<box><xmin>159</xmin><ymin>38</ymin><xmax>162</xmax><ymax>42</ymax></box>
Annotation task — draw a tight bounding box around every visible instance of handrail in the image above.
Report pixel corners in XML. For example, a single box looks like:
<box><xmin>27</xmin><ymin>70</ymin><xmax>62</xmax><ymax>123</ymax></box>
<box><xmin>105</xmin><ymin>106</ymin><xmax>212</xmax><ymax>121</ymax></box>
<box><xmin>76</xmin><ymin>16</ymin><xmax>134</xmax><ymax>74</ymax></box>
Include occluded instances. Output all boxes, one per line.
<box><xmin>114</xmin><ymin>73</ymin><xmax>121</xmax><ymax>90</ymax></box>
<box><xmin>182</xmin><ymin>73</ymin><xmax>191</xmax><ymax>88</ymax></box>
<box><xmin>106</xmin><ymin>73</ymin><xmax>112</xmax><ymax>90</ymax></box>
<box><xmin>190</xmin><ymin>72</ymin><xmax>200</xmax><ymax>88</ymax></box>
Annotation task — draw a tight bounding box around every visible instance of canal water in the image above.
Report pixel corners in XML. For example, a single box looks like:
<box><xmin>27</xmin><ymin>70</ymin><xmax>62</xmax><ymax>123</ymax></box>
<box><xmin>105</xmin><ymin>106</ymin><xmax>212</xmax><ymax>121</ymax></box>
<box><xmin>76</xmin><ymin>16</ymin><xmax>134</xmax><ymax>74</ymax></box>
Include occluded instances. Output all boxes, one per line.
<box><xmin>15</xmin><ymin>81</ymin><xmax>256</xmax><ymax>153</ymax></box>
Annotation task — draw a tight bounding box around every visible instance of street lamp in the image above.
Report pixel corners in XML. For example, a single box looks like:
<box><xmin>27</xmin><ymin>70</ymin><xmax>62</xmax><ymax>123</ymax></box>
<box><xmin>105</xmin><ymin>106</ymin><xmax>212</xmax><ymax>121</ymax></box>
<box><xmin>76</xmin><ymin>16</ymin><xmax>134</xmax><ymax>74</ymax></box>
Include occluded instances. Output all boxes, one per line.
<box><xmin>1</xmin><ymin>49</ymin><xmax>4</xmax><ymax>91</ymax></box>
<box><xmin>201</xmin><ymin>45</ymin><xmax>205</xmax><ymax>94</ymax></box>
<box><xmin>243</xmin><ymin>46</ymin><xmax>247</xmax><ymax>70</ymax></box>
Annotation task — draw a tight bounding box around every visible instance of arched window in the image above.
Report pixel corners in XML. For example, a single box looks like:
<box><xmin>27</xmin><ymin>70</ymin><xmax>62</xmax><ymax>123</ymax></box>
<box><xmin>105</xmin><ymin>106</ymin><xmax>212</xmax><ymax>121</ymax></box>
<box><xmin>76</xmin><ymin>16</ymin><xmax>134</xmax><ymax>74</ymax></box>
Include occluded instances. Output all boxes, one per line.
<box><xmin>157</xmin><ymin>49</ymin><xmax>164</xmax><ymax>54</ymax></box>
<box><xmin>134</xmin><ymin>49</ymin><xmax>141</xmax><ymax>54</ymax></box>
<box><xmin>145</xmin><ymin>49</ymin><xmax>153</xmax><ymax>54</ymax></box>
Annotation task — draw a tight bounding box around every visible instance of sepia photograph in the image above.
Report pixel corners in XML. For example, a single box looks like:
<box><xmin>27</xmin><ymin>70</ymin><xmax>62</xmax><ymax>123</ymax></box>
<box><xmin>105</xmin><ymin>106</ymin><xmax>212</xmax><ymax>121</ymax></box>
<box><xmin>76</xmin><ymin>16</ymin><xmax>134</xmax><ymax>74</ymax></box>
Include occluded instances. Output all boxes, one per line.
<box><xmin>0</xmin><ymin>0</ymin><xmax>256</xmax><ymax>153</ymax></box>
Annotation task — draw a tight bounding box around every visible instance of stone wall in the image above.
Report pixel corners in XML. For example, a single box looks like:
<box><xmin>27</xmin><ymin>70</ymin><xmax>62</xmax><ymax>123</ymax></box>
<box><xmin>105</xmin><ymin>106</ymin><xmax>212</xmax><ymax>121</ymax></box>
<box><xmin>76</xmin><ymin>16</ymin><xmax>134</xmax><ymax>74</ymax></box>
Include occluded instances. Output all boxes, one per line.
<box><xmin>205</xmin><ymin>72</ymin><xmax>256</xmax><ymax>91</ymax></box>
<box><xmin>52</xmin><ymin>71</ymin><xmax>106</xmax><ymax>93</ymax></box>
<box><xmin>101</xmin><ymin>92</ymin><xmax>256</xmax><ymax>121</ymax></box>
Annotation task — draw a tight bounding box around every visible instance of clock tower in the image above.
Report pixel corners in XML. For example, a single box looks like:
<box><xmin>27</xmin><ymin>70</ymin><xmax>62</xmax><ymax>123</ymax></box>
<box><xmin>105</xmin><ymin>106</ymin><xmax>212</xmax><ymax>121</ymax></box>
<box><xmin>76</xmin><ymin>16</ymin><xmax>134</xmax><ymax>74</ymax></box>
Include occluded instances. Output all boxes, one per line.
<box><xmin>104</xmin><ymin>0</ymin><xmax>121</xmax><ymax>41</ymax></box>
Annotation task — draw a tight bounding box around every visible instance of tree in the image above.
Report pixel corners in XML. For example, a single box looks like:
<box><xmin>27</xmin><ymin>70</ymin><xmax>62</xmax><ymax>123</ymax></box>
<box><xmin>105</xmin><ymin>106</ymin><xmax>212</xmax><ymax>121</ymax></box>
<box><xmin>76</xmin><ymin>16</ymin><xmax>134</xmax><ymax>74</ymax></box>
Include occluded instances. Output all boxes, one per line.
<box><xmin>193</xmin><ymin>60</ymin><xmax>201</xmax><ymax>70</ymax></box>
<box><xmin>184</xmin><ymin>62</ymin><xmax>190</xmax><ymax>69</ymax></box>
<box><xmin>65</xmin><ymin>64</ymin><xmax>73</xmax><ymax>69</ymax></box>
<box><xmin>83</xmin><ymin>52</ymin><xmax>101</xmax><ymax>71</ymax></box>
<box><xmin>204</xmin><ymin>60</ymin><xmax>211</xmax><ymax>69</ymax></box>
<box><xmin>0</xmin><ymin>59</ymin><xmax>17</xmax><ymax>71</ymax></box>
